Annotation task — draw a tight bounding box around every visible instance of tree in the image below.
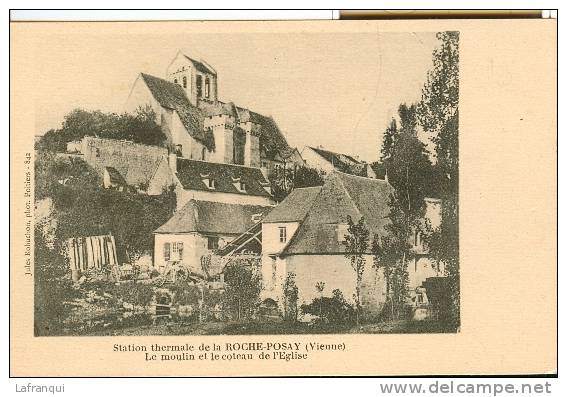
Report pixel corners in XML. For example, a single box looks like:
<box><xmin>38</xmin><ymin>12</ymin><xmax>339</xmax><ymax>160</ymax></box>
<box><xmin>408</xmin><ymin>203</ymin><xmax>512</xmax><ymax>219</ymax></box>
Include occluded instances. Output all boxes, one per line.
<box><xmin>417</xmin><ymin>31</ymin><xmax>460</xmax><ymax>327</ymax></box>
<box><xmin>269</xmin><ymin>166</ymin><xmax>325</xmax><ymax>202</ymax></box>
<box><xmin>383</xmin><ymin>103</ymin><xmax>435</xmax><ymax>218</ymax></box>
<box><xmin>372</xmin><ymin>194</ymin><xmax>412</xmax><ymax>320</ymax></box>
<box><xmin>300</xmin><ymin>289</ymin><xmax>355</xmax><ymax>325</ymax></box>
<box><xmin>34</xmin><ymin>222</ymin><xmax>79</xmax><ymax>335</ymax></box>
<box><xmin>222</xmin><ymin>260</ymin><xmax>262</xmax><ymax>321</ymax></box>
<box><xmin>380</xmin><ymin>119</ymin><xmax>398</xmax><ymax>164</ymax></box>
<box><xmin>35</xmin><ymin>153</ymin><xmax>176</xmax><ymax>261</ymax></box>
<box><xmin>342</xmin><ymin>216</ymin><xmax>370</xmax><ymax>325</ymax></box>
<box><xmin>283</xmin><ymin>273</ymin><xmax>299</xmax><ymax>322</ymax></box>
<box><xmin>315</xmin><ymin>281</ymin><xmax>326</xmax><ymax>317</ymax></box>
<box><xmin>36</xmin><ymin>106</ymin><xmax>167</xmax><ymax>152</ymax></box>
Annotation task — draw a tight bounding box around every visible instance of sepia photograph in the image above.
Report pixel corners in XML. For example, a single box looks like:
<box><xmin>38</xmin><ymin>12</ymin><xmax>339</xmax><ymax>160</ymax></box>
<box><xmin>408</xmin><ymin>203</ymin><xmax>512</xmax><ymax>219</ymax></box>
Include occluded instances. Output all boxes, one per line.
<box><xmin>32</xmin><ymin>28</ymin><xmax>460</xmax><ymax>337</ymax></box>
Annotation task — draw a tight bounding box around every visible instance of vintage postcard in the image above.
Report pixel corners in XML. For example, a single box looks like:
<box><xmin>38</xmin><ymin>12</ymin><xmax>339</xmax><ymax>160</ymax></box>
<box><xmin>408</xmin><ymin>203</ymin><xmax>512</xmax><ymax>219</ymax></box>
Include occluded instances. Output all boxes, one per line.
<box><xmin>10</xmin><ymin>19</ymin><xmax>556</xmax><ymax>376</ymax></box>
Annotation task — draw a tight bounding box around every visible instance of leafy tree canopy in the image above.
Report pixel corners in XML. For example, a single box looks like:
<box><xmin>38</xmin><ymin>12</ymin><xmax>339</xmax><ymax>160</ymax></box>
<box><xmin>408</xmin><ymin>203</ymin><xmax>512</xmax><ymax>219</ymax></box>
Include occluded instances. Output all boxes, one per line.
<box><xmin>36</xmin><ymin>106</ymin><xmax>167</xmax><ymax>152</ymax></box>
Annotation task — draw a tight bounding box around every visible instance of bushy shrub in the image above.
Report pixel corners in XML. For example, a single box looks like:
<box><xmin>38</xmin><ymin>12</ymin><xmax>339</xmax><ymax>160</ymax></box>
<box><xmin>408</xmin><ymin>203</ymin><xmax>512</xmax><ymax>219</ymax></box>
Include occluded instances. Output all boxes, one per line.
<box><xmin>300</xmin><ymin>289</ymin><xmax>355</xmax><ymax>325</ymax></box>
<box><xmin>112</xmin><ymin>282</ymin><xmax>154</xmax><ymax>307</ymax></box>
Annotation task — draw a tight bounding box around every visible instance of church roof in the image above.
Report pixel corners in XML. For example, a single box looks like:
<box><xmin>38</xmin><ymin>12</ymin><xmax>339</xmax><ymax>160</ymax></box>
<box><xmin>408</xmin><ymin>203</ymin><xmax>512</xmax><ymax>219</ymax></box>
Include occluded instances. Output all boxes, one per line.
<box><xmin>140</xmin><ymin>73</ymin><xmax>292</xmax><ymax>160</ymax></box>
<box><xmin>140</xmin><ymin>73</ymin><xmax>214</xmax><ymax>149</ymax></box>
<box><xmin>154</xmin><ymin>199</ymin><xmax>272</xmax><ymax>235</ymax></box>
<box><xmin>175</xmin><ymin>158</ymin><xmax>273</xmax><ymax>198</ymax></box>
<box><xmin>278</xmin><ymin>171</ymin><xmax>393</xmax><ymax>256</ymax></box>
<box><xmin>183</xmin><ymin>55</ymin><xmax>216</xmax><ymax>75</ymax></box>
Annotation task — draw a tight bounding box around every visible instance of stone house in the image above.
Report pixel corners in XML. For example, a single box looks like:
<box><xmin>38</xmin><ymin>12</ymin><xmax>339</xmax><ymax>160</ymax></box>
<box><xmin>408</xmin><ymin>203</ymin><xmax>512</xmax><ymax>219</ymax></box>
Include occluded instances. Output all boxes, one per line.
<box><xmin>153</xmin><ymin>199</ymin><xmax>272</xmax><ymax>276</ymax></box>
<box><xmin>256</xmin><ymin>171</ymin><xmax>443</xmax><ymax>317</ymax></box>
<box><xmin>301</xmin><ymin>145</ymin><xmax>377</xmax><ymax>178</ymax></box>
<box><xmin>166</xmin><ymin>154</ymin><xmax>276</xmax><ymax>210</ymax></box>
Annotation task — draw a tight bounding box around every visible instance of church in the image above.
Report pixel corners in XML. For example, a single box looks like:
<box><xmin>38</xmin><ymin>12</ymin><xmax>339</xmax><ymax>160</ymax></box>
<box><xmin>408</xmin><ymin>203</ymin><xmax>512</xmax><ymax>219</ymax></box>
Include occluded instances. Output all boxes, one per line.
<box><xmin>123</xmin><ymin>51</ymin><xmax>305</xmax><ymax>274</ymax></box>
<box><xmin>125</xmin><ymin>51</ymin><xmax>303</xmax><ymax>174</ymax></box>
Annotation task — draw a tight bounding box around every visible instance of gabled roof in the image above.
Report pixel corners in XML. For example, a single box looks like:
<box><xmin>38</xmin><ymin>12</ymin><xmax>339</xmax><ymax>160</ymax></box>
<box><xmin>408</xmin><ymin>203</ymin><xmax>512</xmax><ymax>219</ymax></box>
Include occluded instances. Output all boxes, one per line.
<box><xmin>279</xmin><ymin>171</ymin><xmax>394</xmax><ymax>256</ymax></box>
<box><xmin>154</xmin><ymin>199</ymin><xmax>272</xmax><ymax>235</ymax></box>
<box><xmin>183</xmin><ymin>55</ymin><xmax>216</xmax><ymax>75</ymax></box>
<box><xmin>140</xmin><ymin>73</ymin><xmax>213</xmax><ymax>148</ymax></box>
<box><xmin>104</xmin><ymin>166</ymin><xmax>127</xmax><ymax>185</ymax></box>
<box><xmin>262</xmin><ymin>186</ymin><xmax>322</xmax><ymax>223</ymax></box>
<box><xmin>175</xmin><ymin>158</ymin><xmax>273</xmax><ymax>198</ymax></box>
<box><xmin>140</xmin><ymin>73</ymin><xmax>292</xmax><ymax>160</ymax></box>
<box><xmin>307</xmin><ymin>146</ymin><xmax>371</xmax><ymax>177</ymax></box>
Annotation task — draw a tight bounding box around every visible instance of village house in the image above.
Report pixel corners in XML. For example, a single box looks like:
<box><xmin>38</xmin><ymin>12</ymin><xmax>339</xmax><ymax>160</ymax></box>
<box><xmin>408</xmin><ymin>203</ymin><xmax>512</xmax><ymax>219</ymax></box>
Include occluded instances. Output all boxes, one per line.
<box><xmin>153</xmin><ymin>199</ymin><xmax>272</xmax><ymax>276</ymax></box>
<box><xmin>301</xmin><ymin>145</ymin><xmax>377</xmax><ymax>179</ymax></box>
<box><xmin>125</xmin><ymin>51</ymin><xmax>303</xmax><ymax>177</ymax></box>
<box><xmin>168</xmin><ymin>154</ymin><xmax>276</xmax><ymax>209</ymax></box>
<box><xmin>237</xmin><ymin>171</ymin><xmax>445</xmax><ymax>317</ymax></box>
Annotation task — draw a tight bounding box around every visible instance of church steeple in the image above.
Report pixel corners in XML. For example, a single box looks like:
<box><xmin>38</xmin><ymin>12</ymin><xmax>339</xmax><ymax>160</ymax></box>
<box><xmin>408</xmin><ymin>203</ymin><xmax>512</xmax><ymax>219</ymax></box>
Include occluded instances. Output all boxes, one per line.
<box><xmin>166</xmin><ymin>51</ymin><xmax>218</xmax><ymax>106</ymax></box>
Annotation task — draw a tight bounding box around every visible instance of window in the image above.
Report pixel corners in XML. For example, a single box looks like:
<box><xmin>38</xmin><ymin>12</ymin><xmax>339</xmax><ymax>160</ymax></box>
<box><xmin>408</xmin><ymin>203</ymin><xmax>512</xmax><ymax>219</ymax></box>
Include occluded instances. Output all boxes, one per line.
<box><xmin>414</xmin><ymin>230</ymin><xmax>421</xmax><ymax>247</ymax></box>
<box><xmin>201</xmin><ymin>147</ymin><xmax>206</xmax><ymax>160</ymax></box>
<box><xmin>205</xmin><ymin>77</ymin><xmax>210</xmax><ymax>98</ymax></box>
<box><xmin>163</xmin><ymin>242</ymin><xmax>171</xmax><ymax>261</ymax></box>
<box><xmin>202</xmin><ymin>176</ymin><xmax>215</xmax><ymax>190</ymax></box>
<box><xmin>176</xmin><ymin>144</ymin><xmax>183</xmax><ymax>157</ymax></box>
<box><xmin>279</xmin><ymin>227</ymin><xmax>287</xmax><ymax>243</ymax></box>
<box><xmin>95</xmin><ymin>148</ymin><xmax>100</xmax><ymax>158</ymax></box>
<box><xmin>182</xmin><ymin>76</ymin><xmax>187</xmax><ymax>88</ymax></box>
<box><xmin>172</xmin><ymin>242</ymin><xmax>183</xmax><ymax>261</ymax></box>
<box><xmin>208</xmin><ymin>236</ymin><xmax>219</xmax><ymax>250</ymax></box>
<box><xmin>196</xmin><ymin>75</ymin><xmax>203</xmax><ymax>97</ymax></box>
<box><xmin>174</xmin><ymin>78</ymin><xmax>178</xmax><ymax>84</ymax></box>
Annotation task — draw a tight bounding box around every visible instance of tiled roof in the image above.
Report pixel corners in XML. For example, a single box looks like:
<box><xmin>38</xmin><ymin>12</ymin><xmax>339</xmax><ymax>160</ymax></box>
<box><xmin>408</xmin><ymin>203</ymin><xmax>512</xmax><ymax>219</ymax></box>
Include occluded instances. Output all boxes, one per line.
<box><xmin>308</xmin><ymin>146</ymin><xmax>371</xmax><ymax>176</ymax></box>
<box><xmin>154</xmin><ymin>199</ymin><xmax>271</xmax><ymax>235</ymax></box>
<box><xmin>280</xmin><ymin>171</ymin><xmax>394</xmax><ymax>256</ymax></box>
<box><xmin>140</xmin><ymin>73</ymin><xmax>214</xmax><ymax>149</ymax></box>
<box><xmin>141</xmin><ymin>73</ymin><xmax>292</xmax><ymax>160</ymax></box>
<box><xmin>105</xmin><ymin>166</ymin><xmax>127</xmax><ymax>185</ymax></box>
<box><xmin>262</xmin><ymin>186</ymin><xmax>322</xmax><ymax>223</ymax></box>
<box><xmin>183</xmin><ymin>55</ymin><xmax>216</xmax><ymax>75</ymax></box>
<box><xmin>175</xmin><ymin>158</ymin><xmax>273</xmax><ymax>198</ymax></box>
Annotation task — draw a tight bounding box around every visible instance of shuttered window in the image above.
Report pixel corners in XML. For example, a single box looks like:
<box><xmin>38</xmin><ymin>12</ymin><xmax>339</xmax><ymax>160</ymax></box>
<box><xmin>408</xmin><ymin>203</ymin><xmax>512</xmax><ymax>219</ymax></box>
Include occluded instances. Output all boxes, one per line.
<box><xmin>164</xmin><ymin>242</ymin><xmax>171</xmax><ymax>261</ymax></box>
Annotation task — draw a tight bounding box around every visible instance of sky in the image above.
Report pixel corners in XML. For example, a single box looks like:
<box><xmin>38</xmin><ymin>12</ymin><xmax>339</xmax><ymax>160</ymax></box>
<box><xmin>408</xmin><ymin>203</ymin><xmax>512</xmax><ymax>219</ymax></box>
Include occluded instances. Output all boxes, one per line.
<box><xmin>34</xmin><ymin>29</ymin><xmax>439</xmax><ymax>162</ymax></box>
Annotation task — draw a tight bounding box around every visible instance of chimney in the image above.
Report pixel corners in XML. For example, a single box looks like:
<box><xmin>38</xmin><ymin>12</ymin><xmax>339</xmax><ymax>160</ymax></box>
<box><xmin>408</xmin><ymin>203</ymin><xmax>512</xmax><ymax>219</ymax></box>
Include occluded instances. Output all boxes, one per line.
<box><xmin>168</xmin><ymin>152</ymin><xmax>178</xmax><ymax>173</ymax></box>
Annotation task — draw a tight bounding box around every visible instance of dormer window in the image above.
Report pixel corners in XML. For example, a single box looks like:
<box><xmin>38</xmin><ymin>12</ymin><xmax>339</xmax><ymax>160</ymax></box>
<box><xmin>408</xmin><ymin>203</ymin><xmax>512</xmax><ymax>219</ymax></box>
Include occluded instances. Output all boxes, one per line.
<box><xmin>231</xmin><ymin>176</ymin><xmax>246</xmax><ymax>192</ymax></box>
<box><xmin>182</xmin><ymin>76</ymin><xmax>187</xmax><ymax>88</ymax></box>
<box><xmin>201</xmin><ymin>173</ymin><xmax>215</xmax><ymax>190</ymax></box>
<box><xmin>261</xmin><ymin>182</ymin><xmax>272</xmax><ymax>195</ymax></box>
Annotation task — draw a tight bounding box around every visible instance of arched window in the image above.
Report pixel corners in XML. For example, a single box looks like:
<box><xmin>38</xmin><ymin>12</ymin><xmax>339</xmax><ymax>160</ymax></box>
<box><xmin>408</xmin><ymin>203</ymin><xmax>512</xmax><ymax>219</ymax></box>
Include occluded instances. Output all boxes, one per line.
<box><xmin>182</xmin><ymin>76</ymin><xmax>187</xmax><ymax>89</ymax></box>
<box><xmin>205</xmin><ymin>77</ymin><xmax>210</xmax><ymax>98</ymax></box>
<box><xmin>173</xmin><ymin>78</ymin><xmax>178</xmax><ymax>84</ymax></box>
